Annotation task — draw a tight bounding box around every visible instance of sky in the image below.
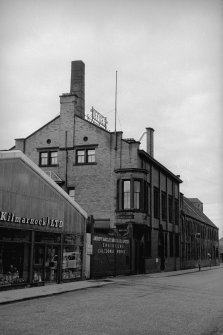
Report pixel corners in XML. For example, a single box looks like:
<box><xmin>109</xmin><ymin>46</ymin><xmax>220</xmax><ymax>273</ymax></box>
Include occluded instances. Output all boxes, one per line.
<box><xmin>0</xmin><ymin>0</ymin><xmax>222</xmax><ymax>237</ymax></box>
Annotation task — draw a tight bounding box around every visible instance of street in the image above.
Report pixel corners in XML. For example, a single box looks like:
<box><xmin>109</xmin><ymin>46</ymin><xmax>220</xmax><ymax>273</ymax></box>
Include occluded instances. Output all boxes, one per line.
<box><xmin>0</xmin><ymin>267</ymin><xmax>223</xmax><ymax>335</ymax></box>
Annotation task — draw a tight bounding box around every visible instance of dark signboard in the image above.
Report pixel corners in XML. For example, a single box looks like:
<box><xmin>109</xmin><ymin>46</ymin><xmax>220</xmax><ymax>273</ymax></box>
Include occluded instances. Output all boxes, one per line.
<box><xmin>91</xmin><ymin>234</ymin><xmax>130</xmax><ymax>278</ymax></box>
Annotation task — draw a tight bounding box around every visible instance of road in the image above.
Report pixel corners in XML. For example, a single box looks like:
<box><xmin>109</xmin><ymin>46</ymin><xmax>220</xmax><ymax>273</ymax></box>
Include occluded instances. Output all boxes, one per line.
<box><xmin>0</xmin><ymin>267</ymin><xmax>223</xmax><ymax>335</ymax></box>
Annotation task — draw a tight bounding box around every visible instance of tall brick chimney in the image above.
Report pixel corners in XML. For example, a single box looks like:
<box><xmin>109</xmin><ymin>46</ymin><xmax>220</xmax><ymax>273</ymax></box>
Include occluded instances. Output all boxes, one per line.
<box><xmin>70</xmin><ymin>60</ymin><xmax>85</xmax><ymax>117</ymax></box>
<box><xmin>146</xmin><ymin>127</ymin><xmax>154</xmax><ymax>157</ymax></box>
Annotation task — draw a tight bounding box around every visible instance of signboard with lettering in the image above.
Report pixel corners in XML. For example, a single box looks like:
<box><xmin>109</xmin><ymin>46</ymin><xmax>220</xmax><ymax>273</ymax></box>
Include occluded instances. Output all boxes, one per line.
<box><xmin>86</xmin><ymin>107</ymin><xmax>108</xmax><ymax>130</ymax></box>
<box><xmin>0</xmin><ymin>210</ymin><xmax>64</xmax><ymax>229</ymax></box>
<box><xmin>91</xmin><ymin>234</ymin><xmax>130</xmax><ymax>278</ymax></box>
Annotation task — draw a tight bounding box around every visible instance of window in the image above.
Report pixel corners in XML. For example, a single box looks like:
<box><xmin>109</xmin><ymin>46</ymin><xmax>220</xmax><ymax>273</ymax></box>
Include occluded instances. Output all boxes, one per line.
<box><xmin>134</xmin><ymin>181</ymin><xmax>141</xmax><ymax>209</ymax></box>
<box><xmin>168</xmin><ymin>195</ymin><xmax>173</xmax><ymax>223</ymax></box>
<box><xmin>153</xmin><ymin>188</ymin><xmax>160</xmax><ymax>219</ymax></box>
<box><xmin>118</xmin><ymin>179</ymin><xmax>145</xmax><ymax>211</ymax></box>
<box><xmin>175</xmin><ymin>199</ymin><xmax>179</xmax><ymax>224</ymax></box>
<box><xmin>87</xmin><ymin>149</ymin><xmax>95</xmax><ymax>163</ymax></box>
<box><xmin>76</xmin><ymin>148</ymin><xmax>96</xmax><ymax>164</ymax></box>
<box><xmin>123</xmin><ymin>180</ymin><xmax>131</xmax><ymax>209</ymax></box>
<box><xmin>161</xmin><ymin>192</ymin><xmax>167</xmax><ymax>221</ymax></box>
<box><xmin>68</xmin><ymin>188</ymin><xmax>75</xmax><ymax>201</ymax></box>
<box><xmin>39</xmin><ymin>151</ymin><xmax>58</xmax><ymax>167</ymax></box>
<box><xmin>77</xmin><ymin>150</ymin><xmax>85</xmax><ymax>164</ymax></box>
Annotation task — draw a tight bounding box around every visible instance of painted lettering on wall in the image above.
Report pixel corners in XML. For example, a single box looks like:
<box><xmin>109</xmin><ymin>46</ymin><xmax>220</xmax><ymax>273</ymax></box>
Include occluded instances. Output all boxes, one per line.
<box><xmin>93</xmin><ymin>235</ymin><xmax>129</xmax><ymax>255</ymax></box>
<box><xmin>0</xmin><ymin>211</ymin><xmax>63</xmax><ymax>229</ymax></box>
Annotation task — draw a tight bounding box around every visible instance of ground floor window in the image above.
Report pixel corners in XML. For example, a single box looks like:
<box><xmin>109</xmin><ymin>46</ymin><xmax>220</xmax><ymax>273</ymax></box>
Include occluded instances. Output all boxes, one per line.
<box><xmin>0</xmin><ymin>228</ymin><xmax>84</xmax><ymax>289</ymax></box>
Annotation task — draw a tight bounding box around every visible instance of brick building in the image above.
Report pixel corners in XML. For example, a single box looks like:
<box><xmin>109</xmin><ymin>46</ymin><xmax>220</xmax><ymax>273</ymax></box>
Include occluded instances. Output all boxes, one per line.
<box><xmin>180</xmin><ymin>196</ymin><xmax>219</xmax><ymax>269</ymax></box>
<box><xmin>13</xmin><ymin>60</ymin><xmax>184</xmax><ymax>274</ymax></box>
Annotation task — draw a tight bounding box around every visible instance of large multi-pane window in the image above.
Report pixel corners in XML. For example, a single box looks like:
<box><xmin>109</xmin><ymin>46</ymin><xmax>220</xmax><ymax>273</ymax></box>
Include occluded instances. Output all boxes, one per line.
<box><xmin>76</xmin><ymin>148</ymin><xmax>96</xmax><ymax>164</ymax></box>
<box><xmin>39</xmin><ymin>151</ymin><xmax>58</xmax><ymax>167</ymax></box>
<box><xmin>117</xmin><ymin>179</ymin><xmax>147</xmax><ymax>211</ymax></box>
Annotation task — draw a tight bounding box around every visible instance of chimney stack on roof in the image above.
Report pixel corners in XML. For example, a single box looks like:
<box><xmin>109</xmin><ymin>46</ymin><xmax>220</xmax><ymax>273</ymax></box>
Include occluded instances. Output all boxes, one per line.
<box><xmin>70</xmin><ymin>60</ymin><xmax>85</xmax><ymax>117</ymax></box>
<box><xmin>146</xmin><ymin>127</ymin><xmax>154</xmax><ymax>157</ymax></box>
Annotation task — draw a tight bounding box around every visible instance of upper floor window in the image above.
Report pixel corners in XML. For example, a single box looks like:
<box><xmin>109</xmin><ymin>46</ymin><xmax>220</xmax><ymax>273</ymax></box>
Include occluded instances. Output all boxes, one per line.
<box><xmin>133</xmin><ymin>181</ymin><xmax>141</xmax><ymax>209</ymax></box>
<box><xmin>161</xmin><ymin>192</ymin><xmax>167</xmax><ymax>221</ymax></box>
<box><xmin>153</xmin><ymin>187</ymin><xmax>160</xmax><ymax>219</ymax></box>
<box><xmin>123</xmin><ymin>180</ymin><xmax>131</xmax><ymax>209</ymax></box>
<box><xmin>39</xmin><ymin>151</ymin><xmax>58</xmax><ymax>167</ymax></box>
<box><xmin>175</xmin><ymin>198</ymin><xmax>179</xmax><ymax>224</ymax></box>
<box><xmin>76</xmin><ymin>148</ymin><xmax>96</xmax><ymax>164</ymax></box>
<box><xmin>168</xmin><ymin>195</ymin><xmax>173</xmax><ymax>223</ymax></box>
<box><xmin>117</xmin><ymin>179</ymin><xmax>147</xmax><ymax>212</ymax></box>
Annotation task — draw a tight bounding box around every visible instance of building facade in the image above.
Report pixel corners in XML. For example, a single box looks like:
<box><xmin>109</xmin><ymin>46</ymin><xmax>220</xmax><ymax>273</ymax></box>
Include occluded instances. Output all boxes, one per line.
<box><xmin>12</xmin><ymin>60</ymin><xmax>183</xmax><ymax>275</ymax></box>
<box><xmin>180</xmin><ymin>196</ymin><xmax>219</xmax><ymax>269</ymax></box>
<box><xmin>0</xmin><ymin>151</ymin><xmax>87</xmax><ymax>290</ymax></box>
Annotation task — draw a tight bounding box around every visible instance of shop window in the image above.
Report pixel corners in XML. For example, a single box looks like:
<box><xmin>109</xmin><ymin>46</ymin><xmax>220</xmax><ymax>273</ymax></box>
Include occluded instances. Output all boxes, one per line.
<box><xmin>39</xmin><ymin>151</ymin><xmax>58</xmax><ymax>167</ymax></box>
<box><xmin>68</xmin><ymin>187</ymin><xmax>75</xmax><ymax>201</ymax></box>
<box><xmin>76</xmin><ymin>148</ymin><xmax>96</xmax><ymax>164</ymax></box>
<box><xmin>153</xmin><ymin>187</ymin><xmax>160</xmax><ymax>219</ymax></box>
<box><xmin>161</xmin><ymin>192</ymin><xmax>167</xmax><ymax>221</ymax></box>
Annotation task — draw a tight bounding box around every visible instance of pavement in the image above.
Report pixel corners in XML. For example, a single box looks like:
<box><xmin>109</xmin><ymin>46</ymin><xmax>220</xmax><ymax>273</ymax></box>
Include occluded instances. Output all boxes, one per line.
<box><xmin>0</xmin><ymin>264</ymin><xmax>222</xmax><ymax>305</ymax></box>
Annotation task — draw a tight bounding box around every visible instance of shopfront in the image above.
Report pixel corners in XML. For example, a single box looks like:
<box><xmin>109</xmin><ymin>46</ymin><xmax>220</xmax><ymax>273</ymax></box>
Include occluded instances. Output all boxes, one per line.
<box><xmin>0</xmin><ymin>151</ymin><xmax>87</xmax><ymax>290</ymax></box>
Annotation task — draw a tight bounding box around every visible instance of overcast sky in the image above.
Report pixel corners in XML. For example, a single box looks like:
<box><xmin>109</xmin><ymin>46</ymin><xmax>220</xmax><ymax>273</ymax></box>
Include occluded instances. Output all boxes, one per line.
<box><xmin>0</xmin><ymin>0</ymin><xmax>222</xmax><ymax>237</ymax></box>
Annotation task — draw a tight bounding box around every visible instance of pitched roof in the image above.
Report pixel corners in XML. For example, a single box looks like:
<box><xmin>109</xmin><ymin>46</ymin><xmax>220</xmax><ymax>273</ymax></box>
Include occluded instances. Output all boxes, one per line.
<box><xmin>0</xmin><ymin>150</ymin><xmax>88</xmax><ymax>219</ymax></box>
<box><xmin>182</xmin><ymin>196</ymin><xmax>217</xmax><ymax>229</ymax></box>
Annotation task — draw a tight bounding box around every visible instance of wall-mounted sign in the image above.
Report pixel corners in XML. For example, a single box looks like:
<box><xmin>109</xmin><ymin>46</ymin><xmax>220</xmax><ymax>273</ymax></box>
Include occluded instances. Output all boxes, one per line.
<box><xmin>86</xmin><ymin>107</ymin><xmax>108</xmax><ymax>130</ymax></box>
<box><xmin>93</xmin><ymin>235</ymin><xmax>129</xmax><ymax>255</ymax></box>
<box><xmin>0</xmin><ymin>211</ymin><xmax>63</xmax><ymax>229</ymax></box>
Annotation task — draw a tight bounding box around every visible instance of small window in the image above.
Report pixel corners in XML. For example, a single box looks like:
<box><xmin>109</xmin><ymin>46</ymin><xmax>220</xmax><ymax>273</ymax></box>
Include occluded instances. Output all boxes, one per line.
<box><xmin>87</xmin><ymin>149</ymin><xmax>95</xmax><ymax>163</ymax></box>
<box><xmin>50</xmin><ymin>151</ymin><xmax>58</xmax><ymax>165</ymax></box>
<box><xmin>39</xmin><ymin>151</ymin><xmax>58</xmax><ymax>167</ymax></box>
<box><xmin>68</xmin><ymin>188</ymin><xmax>75</xmax><ymax>201</ymax></box>
<box><xmin>76</xmin><ymin>148</ymin><xmax>96</xmax><ymax>164</ymax></box>
<box><xmin>40</xmin><ymin>152</ymin><xmax>48</xmax><ymax>166</ymax></box>
<box><xmin>76</xmin><ymin>150</ymin><xmax>85</xmax><ymax>164</ymax></box>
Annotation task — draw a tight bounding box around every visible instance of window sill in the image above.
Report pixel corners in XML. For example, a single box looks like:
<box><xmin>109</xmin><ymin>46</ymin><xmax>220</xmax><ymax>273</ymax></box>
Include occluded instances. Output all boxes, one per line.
<box><xmin>73</xmin><ymin>162</ymin><xmax>97</xmax><ymax>166</ymax></box>
<box><xmin>39</xmin><ymin>164</ymin><xmax>59</xmax><ymax>168</ymax></box>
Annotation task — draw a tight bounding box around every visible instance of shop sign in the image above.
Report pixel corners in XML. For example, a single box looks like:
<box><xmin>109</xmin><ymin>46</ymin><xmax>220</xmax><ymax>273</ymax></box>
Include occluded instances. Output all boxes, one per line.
<box><xmin>0</xmin><ymin>210</ymin><xmax>63</xmax><ymax>229</ymax></box>
<box><xmin>93</xmin><ymin>235</ymin><xmax>129</xmax><ymax>255</ymax></box>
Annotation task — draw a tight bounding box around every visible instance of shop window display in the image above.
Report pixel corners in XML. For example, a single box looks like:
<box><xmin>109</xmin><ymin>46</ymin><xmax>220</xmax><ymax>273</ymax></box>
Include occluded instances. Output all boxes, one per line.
<box><xmin>62</xmin><ymin>234</ymin><xmax>84</xmax><ymax>281</ymax></box>
<box><xmin>0</xmin><ymin>229</ymin><xmax>30</xmax><ymax>288</ymax></box>
<box><xmin>62</xmin><ymin>246</ymin><xmax>82</xmax><ymax>280</ymax></box>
